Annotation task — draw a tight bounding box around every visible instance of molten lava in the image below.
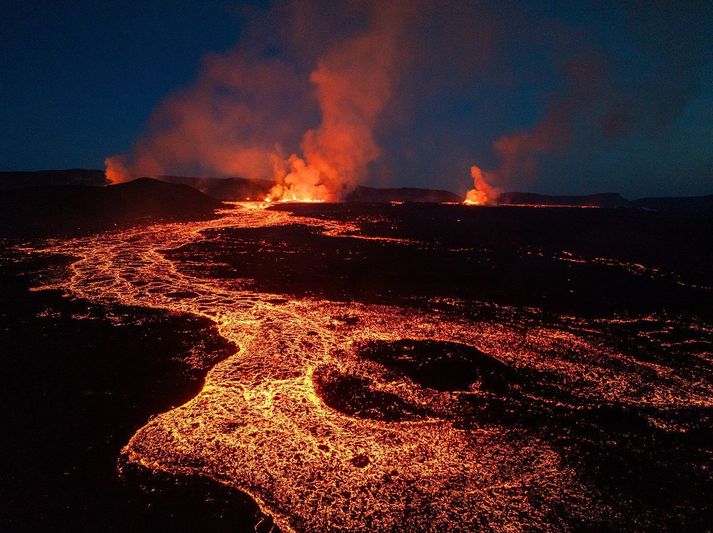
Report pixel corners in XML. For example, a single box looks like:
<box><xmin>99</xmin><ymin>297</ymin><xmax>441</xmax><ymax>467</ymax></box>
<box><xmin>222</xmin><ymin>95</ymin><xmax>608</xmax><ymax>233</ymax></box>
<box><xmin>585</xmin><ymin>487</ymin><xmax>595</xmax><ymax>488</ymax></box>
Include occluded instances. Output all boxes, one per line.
<box><xmin>25</xmin><ymin>202</ymin><xmax>713</xmax><ymax>531</ymax></box>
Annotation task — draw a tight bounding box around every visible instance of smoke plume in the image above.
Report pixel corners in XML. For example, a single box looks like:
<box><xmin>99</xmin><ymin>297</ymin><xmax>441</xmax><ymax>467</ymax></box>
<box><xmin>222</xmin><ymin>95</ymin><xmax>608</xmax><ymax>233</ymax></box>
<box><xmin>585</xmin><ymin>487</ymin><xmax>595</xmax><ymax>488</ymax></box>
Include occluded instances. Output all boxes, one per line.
<box><xmin>465</xmin><ymin>53</ymin><xmax>605</xmax><ymax>203</ymax></box>
<box><xmin>464</xmin><ymin>165</ymin><xmax>500</xmax><ymax>205</ymax></box>
<box><xmin>107</xmin><ymin>2</ymin><xmax>409</xmax><ymax>202</ymax></box>
<box><xmin>103</xmin><ymin>0</ymin><xmax>711</xmax><ymax>199</ymax></box>
<box><xmin>466</xmin><ymin>0</ymin><xmax>712</xmax><ymax>201</ymax></box>
<box><xmin>267</xmin><ymin>9</ymin><xmax>404</xmax><ymax>201</ymax></box>
<box><xmin>105</xmin><ymin>52</ymin><xmax>310</xmax><ymax>186</ymax></box>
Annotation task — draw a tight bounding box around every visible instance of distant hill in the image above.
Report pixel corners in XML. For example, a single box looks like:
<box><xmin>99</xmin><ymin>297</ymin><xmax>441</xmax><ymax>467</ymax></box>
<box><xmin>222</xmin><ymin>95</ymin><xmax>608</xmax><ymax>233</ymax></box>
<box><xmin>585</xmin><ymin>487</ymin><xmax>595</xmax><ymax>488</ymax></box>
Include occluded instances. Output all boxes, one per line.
<box><xmin>159</xmin><ymin>175</ymin><xmax>273</xmax><ymax>201</ymax></box>
<box><xmin>162</xmin><ymin>179</ymin><xmax>462</xmax><ymax>203</ymax></box>
<box><xmin>345</xmin><ymin>186</ymin><xmax>461</xmax><ymax>203</ymax></box>
<box><xmin>0</xmin><ymin>178</ymin><xmax>221</xmax><ymax>237</ymax></box>
<box><xmin>1</xmin><ymin>168</ymin><xmax>710</xmax><ymax>214</ymax></box>
<box><xmin>0</xmin><ymin>169</ymin><xmax>107</xmax><ymax>189</ymax></box>
<box><xmin>497</xmin><ymin>192</ymin><xmax>631</xmax><ymax>208</ymax></box>
<box><xmin>497</xmin><ymin>191</ymin><xmax>713</xmax><ymax>214</ymax></box>
<box><xmin>631</xmin><ymin>195</ymin><xmax>713</xmax><ymax>215</ymax></box>
<box><xmin>0</xmin><ymin>169</ymin><xmax>460</xmax><ymax>203</ymax></box>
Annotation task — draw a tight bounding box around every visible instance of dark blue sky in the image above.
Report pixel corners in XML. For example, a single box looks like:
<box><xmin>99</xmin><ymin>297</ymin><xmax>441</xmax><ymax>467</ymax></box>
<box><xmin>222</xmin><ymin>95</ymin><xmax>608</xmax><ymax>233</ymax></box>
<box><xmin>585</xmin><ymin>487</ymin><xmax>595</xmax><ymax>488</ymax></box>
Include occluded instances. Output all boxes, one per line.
<box><xmin>0</xmin><ymin>1</ymin><xmax>245</xmax><ymax>168</ymax></box>
<box><xmin>1</xmin><ymin>0</ymin><xmax>711</xmax><ymax>197</ymax></box>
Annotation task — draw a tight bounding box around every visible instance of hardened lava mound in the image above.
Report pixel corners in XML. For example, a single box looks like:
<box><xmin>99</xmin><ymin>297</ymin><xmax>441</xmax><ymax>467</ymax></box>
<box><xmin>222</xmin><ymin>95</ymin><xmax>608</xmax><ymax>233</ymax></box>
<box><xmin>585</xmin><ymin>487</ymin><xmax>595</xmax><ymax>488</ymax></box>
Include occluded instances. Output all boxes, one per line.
<box><xmin>313</xmin><ymin>339</ymin><xmax>521</xmax><ymax>425</ymax></box>
<box><xmin>357</xmin><ymin>339</ymin><xmax>516</xmax><ymax>393</ymax></box>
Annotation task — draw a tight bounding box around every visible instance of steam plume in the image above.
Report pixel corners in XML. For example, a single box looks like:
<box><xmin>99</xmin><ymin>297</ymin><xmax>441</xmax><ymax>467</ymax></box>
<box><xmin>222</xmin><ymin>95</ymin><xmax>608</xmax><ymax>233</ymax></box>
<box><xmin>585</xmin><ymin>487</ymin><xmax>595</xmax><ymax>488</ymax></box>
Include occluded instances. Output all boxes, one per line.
<box><xmin>464</xmin><ymin>165</ymin><xmax>500</xmax><ymax>205</ymax></box>
<box><xmin>465</xmin><ymin>54</ymin><xmax>605</xmax><ymax>204</ymax></box>
<box><xmin>106</xmin><ymin>2</ymin><xmax>407</xmax><ymax>202</ymax></box>
<box><xmin>103</xmin><ymin>1</ymin><xmax>710</xmax><ymax>199</ymax></box>
<box><xmin>267</xmin><ymin>11</ymin><xmax>403</xmax><ymax>201</ymax></box>
<box><xmin>105</xmin><ymin>53</ymin><xmax>309</xmax><ymax>185</ymax></box>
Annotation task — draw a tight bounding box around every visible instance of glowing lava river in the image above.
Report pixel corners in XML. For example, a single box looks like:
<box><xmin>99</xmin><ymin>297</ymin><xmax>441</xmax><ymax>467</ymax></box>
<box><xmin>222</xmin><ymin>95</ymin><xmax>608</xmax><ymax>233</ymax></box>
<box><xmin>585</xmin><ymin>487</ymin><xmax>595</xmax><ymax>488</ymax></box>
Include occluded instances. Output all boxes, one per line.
<box><xmin>24</xmin><ymin>202</ymin><xmax>713</xmax><ymax>530</ymax></box>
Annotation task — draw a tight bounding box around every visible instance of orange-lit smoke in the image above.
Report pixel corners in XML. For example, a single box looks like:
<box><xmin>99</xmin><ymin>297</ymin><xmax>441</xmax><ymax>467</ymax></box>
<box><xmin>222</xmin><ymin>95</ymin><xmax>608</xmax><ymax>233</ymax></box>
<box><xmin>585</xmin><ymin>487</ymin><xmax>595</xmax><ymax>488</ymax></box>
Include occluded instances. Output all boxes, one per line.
<box><xmin>107</xmin><ymin>4</ymin><xmax>405</xmax><ymax>203</ymax></box>
<box><xmin>464</xmin><ymin>165</ymin><xmax>500</xmax><ymax>205</ymax></box>
<box><xmin>105</xmin><ymin>54</ymin><xmax>308</xmax><ymax>185</ymax></box>
<box><xmin>465</xmin><ymin>110</ymin><xmax>567</xmax><ymax>205</ymax></box>
<box><xmin>268</xmin><ymin>15</ymin><xmax>402</xmax><ymax>202</ymax></box>
<box><xmin>465</xmin><ymin>54</ymin><xmax>610</xmax><ymax>204</ymax></box>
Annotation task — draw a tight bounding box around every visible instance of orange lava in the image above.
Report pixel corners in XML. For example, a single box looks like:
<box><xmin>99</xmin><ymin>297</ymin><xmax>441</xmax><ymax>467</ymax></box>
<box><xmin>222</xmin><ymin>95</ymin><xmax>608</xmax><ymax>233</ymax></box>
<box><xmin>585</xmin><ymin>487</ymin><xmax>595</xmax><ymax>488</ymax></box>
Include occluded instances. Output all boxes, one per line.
<box><xmin>28</xmin><ymin>204</ymin><xmax>713</xmax><ymax>531</ymax></box>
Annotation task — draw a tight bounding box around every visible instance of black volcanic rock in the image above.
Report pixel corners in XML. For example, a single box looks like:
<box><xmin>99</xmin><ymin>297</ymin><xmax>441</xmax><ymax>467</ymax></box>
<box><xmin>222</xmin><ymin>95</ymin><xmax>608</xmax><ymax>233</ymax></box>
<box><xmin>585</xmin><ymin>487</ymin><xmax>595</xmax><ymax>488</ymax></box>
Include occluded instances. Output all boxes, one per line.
<box><xmin>312</xmin><ymin>364</ymin><xmax>428</xmax><ymax>421</ymax></box>
<box><xmin>357</xmin><ymin>339</ymin><xmax>516</xmax><ymax>393</ymax></box>
<box><xmin>345</xmin><ymin>185</ymin><xmax>461</xmax><ymax>203</ymax></box>
<box><xmin>497</xmin><ymin>191</ymin><xmax>713</xmax><ymax>215</ymax></box>
<box><xmin>160</xmin><ymin>175</ymin><xmax>273</xmax><ymax>201</ymax></box>
<box><xmin>0</xmin><ymin>168</ymin><xmax>107</xmax><ymax>189</ymax></box>
<box><xmin>251</xmin><ymin>202</ymin><xmax>713</xmax><ymax>313</ymax></box>
<box><xmin>498</xmin><ymin>192</ymin><xmax>631</xmax><ymax>208</ymax></box>
<box><xmin>0</xmin><ymin>177</ymin><xmax>221</xmax><ymax>237</ymax></box>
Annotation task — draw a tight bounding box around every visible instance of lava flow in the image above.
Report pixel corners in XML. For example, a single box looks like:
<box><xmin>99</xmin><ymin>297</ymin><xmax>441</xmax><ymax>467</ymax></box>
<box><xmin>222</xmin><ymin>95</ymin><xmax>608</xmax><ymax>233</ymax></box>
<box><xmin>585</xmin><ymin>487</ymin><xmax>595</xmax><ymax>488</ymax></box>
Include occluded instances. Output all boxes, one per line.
<box><xmin>28</xmin><ymin>203</ymin><xmax>713</xmax><ymax>531</ymax></box>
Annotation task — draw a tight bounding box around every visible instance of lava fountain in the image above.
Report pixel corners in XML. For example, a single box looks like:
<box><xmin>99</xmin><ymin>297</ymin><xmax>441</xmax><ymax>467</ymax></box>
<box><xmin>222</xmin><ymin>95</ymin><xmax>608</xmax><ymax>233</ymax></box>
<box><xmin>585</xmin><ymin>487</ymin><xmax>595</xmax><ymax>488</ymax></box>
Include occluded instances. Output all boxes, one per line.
<box><xmin>464</xmin><ymin>165</ymin><xmax>500</xmax><ymax>205</ymax></box>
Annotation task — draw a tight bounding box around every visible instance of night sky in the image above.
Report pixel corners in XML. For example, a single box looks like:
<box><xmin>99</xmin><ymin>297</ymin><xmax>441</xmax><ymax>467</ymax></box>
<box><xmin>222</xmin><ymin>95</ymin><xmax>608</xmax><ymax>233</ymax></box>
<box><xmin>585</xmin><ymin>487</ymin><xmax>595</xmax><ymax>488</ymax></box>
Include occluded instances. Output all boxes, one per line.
<box><xmin>1</xmin><ymin>0</ymin><xmax>711</xmax><ymax>197</ymax></box>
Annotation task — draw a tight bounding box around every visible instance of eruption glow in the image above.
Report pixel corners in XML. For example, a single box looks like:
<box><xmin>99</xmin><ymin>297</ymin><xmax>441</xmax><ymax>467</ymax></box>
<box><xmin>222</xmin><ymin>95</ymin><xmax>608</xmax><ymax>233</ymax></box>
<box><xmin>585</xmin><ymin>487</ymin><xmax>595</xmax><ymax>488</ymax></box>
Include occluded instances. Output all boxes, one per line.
<box><xmin>464</xmin><ymin>165</ymin><xmax>500</xmax><ymax>205</ymax></box>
